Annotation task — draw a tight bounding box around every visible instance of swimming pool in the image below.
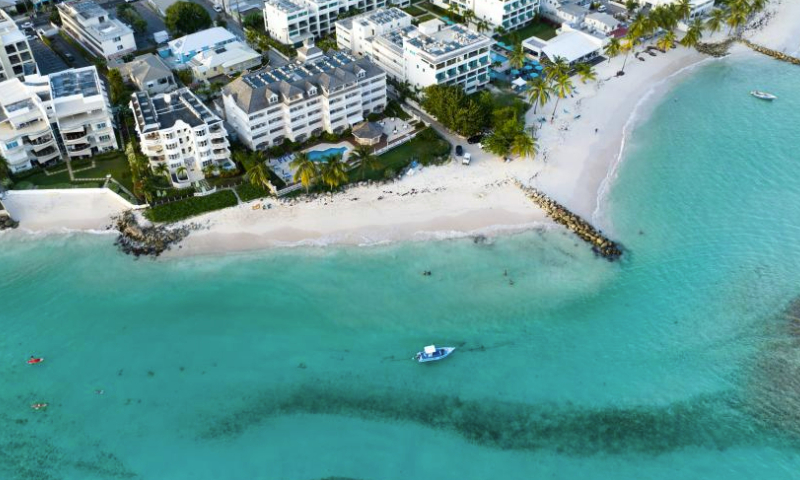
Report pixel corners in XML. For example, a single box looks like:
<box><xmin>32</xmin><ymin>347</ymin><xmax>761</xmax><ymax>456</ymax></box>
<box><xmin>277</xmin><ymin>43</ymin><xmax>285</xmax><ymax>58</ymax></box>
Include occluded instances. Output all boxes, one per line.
<box><xmin>307</xmin><ymin>146</ymin><xmax>348</xmax><ymax>162</ymax></box>
<box><xmin>491</xmin><ymin>52</ymin><xmax>508</xmax><ymax>64</ymax></box>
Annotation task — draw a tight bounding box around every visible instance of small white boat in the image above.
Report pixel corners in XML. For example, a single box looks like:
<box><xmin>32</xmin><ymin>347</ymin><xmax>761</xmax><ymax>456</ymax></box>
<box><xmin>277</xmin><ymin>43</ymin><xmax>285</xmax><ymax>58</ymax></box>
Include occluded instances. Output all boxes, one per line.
<box><xmin>750</xmin><ymin>90</ymin><xmax>777</xmax><ymax>101</ymax></box>
<box><xmin>414</xmin><ymin>345</ymin><xmax>455</xmax><ymax>363</ymax></box>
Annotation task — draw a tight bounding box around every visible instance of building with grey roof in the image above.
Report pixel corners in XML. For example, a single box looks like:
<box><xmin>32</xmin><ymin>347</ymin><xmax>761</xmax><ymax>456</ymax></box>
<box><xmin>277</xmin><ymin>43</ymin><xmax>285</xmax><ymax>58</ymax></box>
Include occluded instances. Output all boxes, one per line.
<box><xmin>0</xmin><ymin>9</ymin><xmax>37</xmax><ymax>82</ymax></box>
<box><xmin>0</xmin><ymin>66</ymin><xmax>117</xmax><ymax>172</ymax></box>
<box><xmin>222</xmin><ymin>48</ymin><xmax>387</xmax><ymax>151</ymax></box>
<box><xmin>118</xmin><ymin>54</ymin><xmax>176</xmax><ymax>95</ymax></box>
<box><xmin>131</xmin><ymin>88</ymin><xmax>232</xmax><ymax>187</ymax></box>
<box><xmin>58</xmin><ymin>0</ymin><xmax>137</xmax><ymax>60</ymax></box>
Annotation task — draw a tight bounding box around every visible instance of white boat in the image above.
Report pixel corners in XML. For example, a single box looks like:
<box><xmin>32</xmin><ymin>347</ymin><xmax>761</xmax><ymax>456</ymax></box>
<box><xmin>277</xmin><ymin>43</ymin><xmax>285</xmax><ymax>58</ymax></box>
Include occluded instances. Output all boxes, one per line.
<box><xmin>414</xmin><ymin>345</ymin><xmax>455</xmax><ymax>363</ymax></box>
<box><xmin>750</xmin><ymin>90</ymin><xmax>777</xmax><ymax>100</ymax></box>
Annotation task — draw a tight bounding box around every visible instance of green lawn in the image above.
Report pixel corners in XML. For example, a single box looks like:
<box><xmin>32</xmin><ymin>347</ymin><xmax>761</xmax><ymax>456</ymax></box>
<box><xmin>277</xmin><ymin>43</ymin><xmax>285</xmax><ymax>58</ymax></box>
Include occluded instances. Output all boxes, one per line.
<box><xmin>500</xmin><ymin>19</ymin><xmax>558</xmax><ymax>44</ymax></box>
<box><xmin>236</xmin><ymin>183</ymin><xmax>270</xmax><ymax>203</ymax></box>
<box><xmin>73</xmin><ymin>152</ymin><xmax>135</xmax><ymax>192</ymax></box>
<box><xmin>14</xmin><ymin>167</ymin><xmax>72</xmax><ymax>188</ymax></box>
<box><xmin>348</xmin><ymin>127</ymin><xmax>450</xmax><ymax>182</ymax></box>
<box><xmin>145</xmin><ymin>191</ymin><xmax>238</xmax><ymax>223</ymax></box>
<box><xmin>403</xmin><ymin>5</ymin><xmax>426</xmax><ymax>16</ymax></box>
<box><xmin>416</xmin><ymin>13</ymin><xmax>435</xmax><ymax>23</ymax></box>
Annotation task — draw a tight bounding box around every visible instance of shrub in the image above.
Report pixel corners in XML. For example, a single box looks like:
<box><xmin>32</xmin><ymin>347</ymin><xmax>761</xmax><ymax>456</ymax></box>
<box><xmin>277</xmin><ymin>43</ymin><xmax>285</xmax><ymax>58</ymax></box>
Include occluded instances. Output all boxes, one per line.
<box><xmin>383</xmin><ymin>167</ymin><xmax>395</xmax><ymax>180</ymax></box>
<box><xmin>144</xmin><ymin>190</ymin><xmax>237</xmax><ymax>222</ymax></box>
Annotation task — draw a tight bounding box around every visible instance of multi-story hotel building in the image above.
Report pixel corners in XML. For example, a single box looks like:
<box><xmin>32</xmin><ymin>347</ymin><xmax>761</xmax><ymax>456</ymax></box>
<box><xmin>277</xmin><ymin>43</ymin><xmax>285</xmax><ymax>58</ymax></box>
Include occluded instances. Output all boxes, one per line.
<box><xmin>130</xmin><ymin>88</ymin><xmax>232</xmax><ymax>186</ymax></box>
<box><xmin>263</xmin><ymin>0</ymin><xmax>387</xmax><ymax>45</ymax></box>
<box><xmin>222</xmin><ymin>46</ymin><xmax>386</xmax><ymax>151</ymax></box>
<box><xmin>0</xmin><ymin>10</ymin><xmax>37</xmax><ymax>82</ymax></box>
<box><xmin>337</xmin><ymin>11</ymin><xmax>492</xmax><ymax>93</ymax></box>
<box><xmin>0</xmin><ymin>66</ymin><xmax>117</xmax><ymax>173</ymax></box>
<box><xmin>58</xmin><ymin>0</ymin><xmax>137</xmax><ymax>60</ymax></box>
<box><xmin>431</xmin><ymin>0</ymin><xmax>540</xmax><ymax>32</ymax></box>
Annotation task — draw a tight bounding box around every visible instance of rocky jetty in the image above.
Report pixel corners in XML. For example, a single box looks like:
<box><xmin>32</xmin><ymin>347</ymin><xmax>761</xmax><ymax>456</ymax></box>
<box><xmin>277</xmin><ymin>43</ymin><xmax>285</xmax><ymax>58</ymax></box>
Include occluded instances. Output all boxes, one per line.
<box><xmin>111</xmin><ymin>211</ymin><xmax>197</xmax><ymax>257</ymax></box>
<box><xmin>0</xmin><ymin>211</ymin><xmax>18</xmax><ymax>230</ymax></box>
<box><xmin>516</xmin><ymin>182</ymin><xmax>622</xmax><ymax>261</ymax></box>
<box><xmin>695</xmin><ymin>39</ymin><xmax>735</xmax><ymax>58</ymax></box>
<box><xmin>739</xmin><ymin>39</ymin><xmax>800</xmax><ymax>66</ymax></box>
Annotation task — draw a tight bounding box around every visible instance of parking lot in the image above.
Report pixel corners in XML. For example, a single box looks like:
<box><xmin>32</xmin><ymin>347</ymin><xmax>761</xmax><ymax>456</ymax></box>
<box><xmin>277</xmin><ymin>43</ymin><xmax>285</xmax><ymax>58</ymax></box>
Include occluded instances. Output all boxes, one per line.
<box><xmin>28</xmin><ymin>37</ymin><xmax>69</xmax><ymax>75</ymax></box>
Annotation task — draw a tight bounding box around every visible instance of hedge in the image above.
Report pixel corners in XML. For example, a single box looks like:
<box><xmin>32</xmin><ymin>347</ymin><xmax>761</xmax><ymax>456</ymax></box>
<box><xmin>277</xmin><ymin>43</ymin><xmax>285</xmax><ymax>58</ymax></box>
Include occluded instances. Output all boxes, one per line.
<box><xmin>144</xmin><ymin>190</ymin><xmax>238</xmax><ymax>223</ymax></box>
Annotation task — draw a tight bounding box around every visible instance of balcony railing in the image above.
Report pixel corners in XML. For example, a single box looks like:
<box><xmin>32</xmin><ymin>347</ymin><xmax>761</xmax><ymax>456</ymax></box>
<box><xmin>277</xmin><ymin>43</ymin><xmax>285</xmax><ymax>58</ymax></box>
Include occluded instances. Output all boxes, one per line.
<box><xmin>64</xmin><ymin>131</ymin><xmax>87</xmax><ymax>141</ymax></box>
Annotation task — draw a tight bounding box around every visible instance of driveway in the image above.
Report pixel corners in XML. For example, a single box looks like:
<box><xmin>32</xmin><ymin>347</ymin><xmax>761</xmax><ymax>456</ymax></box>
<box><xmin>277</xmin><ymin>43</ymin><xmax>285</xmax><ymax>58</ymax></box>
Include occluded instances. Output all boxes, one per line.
<box><xmin>29</xmin><ymin>37</ymin><xmax>69</xmax><ymax>75</ymax></box>
<box><xmin>48</xmin><ymin>34</ymin><xmax>92</xmax><ymax>68</ymax></box>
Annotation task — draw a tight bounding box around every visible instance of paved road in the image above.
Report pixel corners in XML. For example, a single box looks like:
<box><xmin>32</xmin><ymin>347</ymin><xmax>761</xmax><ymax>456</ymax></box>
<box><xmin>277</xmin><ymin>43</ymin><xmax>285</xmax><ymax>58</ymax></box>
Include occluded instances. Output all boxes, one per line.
<box><xmin>194</xmin><ymin>0</ymin><xmax>245</xmax><ymax>39</ymax></box>
<box><xmin>29</xmin><ymin>37</ymin><xmax>69</xmax><ymax>75</ymax></box>
<box><xmin>103</xmin><ymin>0</ymin><xmax>168</xmax><ymax>48</ymax></box>
<box><xmin>48</xmin><ymin>34</ymin><xmax>92</xmax><ymax>68</ymax></box>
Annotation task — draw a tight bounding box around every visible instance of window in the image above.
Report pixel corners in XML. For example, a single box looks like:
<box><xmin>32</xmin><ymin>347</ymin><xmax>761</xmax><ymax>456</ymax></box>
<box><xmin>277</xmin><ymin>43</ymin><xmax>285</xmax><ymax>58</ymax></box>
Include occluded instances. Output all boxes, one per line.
<box><xmin>113</xmin><ymin>36</ymin><xmax>121</xmax><ymax>42</ymax></box>
<box><xmin>5</xmin><ymin>140</ymin><xmax>19</xmax><ymax>149</ymax></box>
<box><xmin>166</xmin><ymin>143</ymin><xmax>178</xmax><ymax>149</ymax></box>
<box><xmin>98</xmin><ymin>135</ymin><xmax>111</xmax><ymax>142</ymax></box>
<box><xmin>117</xmin><ymin>45</ymin><xmax>123</xmax><ymax>51</ymax></box>
<box><xmin>96</xmin><ymin>122</ymin><xmax>107</xmax><ymax>129</ymax></box>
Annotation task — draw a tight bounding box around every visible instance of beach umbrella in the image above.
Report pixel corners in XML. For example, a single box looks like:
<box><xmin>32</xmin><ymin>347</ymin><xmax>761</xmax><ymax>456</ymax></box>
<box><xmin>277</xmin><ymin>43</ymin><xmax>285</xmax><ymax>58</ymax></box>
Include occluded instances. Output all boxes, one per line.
<box><xmin>535</xmin><ymin>65</ymin><xmax>543</xmax><ymax>71</ymax></box>
<box><xmin>524</xmin><ymin>65</ymin><xmax>533</xmax><ymax>70</ymax></box>
<box><xmin>511</xmin><ymin>69</ymin><xmax>519</xmax><ymax>75</ymax></box>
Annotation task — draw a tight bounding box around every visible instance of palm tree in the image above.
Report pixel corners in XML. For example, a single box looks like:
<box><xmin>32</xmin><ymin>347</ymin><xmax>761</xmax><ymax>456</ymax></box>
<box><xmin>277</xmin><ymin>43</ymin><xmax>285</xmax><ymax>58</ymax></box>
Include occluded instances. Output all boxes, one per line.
<box><xmin>706</xmin><ymin>8</ymin><xmax>725</xmax><ymax>33</ymax></box>
<box><xmin>0</xmin><ymin>155</ymin><xmax>11</xmax><ymax>183</ymax></box>
<box><xmin>628</xmin><ymin>12</ymin><xmax>649</xmax><ymax>41</ymax></box>
<box><xmin>475</xmin><ymin>19</ymin><xmax>490</xmax><ymax>33</ymax></box>
<box><xmin>511</xmin><ymin>131</ymin><xmax>537</xmax><ymax>159</ymax></box>
<box><xmin>153</xmin><ymin>162</ymin><xmax>169</xmax><ymax>179</ymax></box>
<box><xmin>624</xmin><ymin>0</ymin><xmax>639</xmax><ymax>16</ymax></box>
<box><xmin>544</xmin><ymin>55</ymin><xmax>568</xmax><ymax>82</ymax></box>
<box><xmin>508</xmin><ymin>41</ymin><xmax>526</xmax><ymax>69</ymax></box>
<box><xmin>550</xmin><ymin>73</ymin><xmax>574</xmax><ymax>122</ymax></box>
<box><xmin>320</xmin><ymin>154</ymin><xmax>348</xmax><ymax>191</ymax></box>
<box><xmin>462</xmin><ymin>9</ymin><xmax>475</xmax><ymax>26</ymax></box>
<box><xmin>350</xmin><ymin>144</ymin><xmax>380</xmax><ymax>180</ymax></box>
<box><xmin>680</xmin><ymin>17</ymin><xmax>704</xmax><ymax>48</ymax></box>
<box><xmin>526</xmin><ymin>77</ymin><xmax>552</xmax><ymax>114</ymax></box>
<box><xmin>494</xmin><ymin>25</ymin><xmax>507</xmax><ymax>38</ymax></box>
<box><xmin>575</xmin><ymin>62</ymin><xmax>596</xmax><ymax>83</ymax></box>
<box><xmin>673</xmin><ymin>0</ymin><xmax>692</xmax><ymax>22</ymax></box>
<box><xmin>176</xmin><ymin>165</ymin><xmax>187</xmax><ymax>179</ymax></box>
<box><xmin>619</xmin><ymin>35</ymin><xmax>639</xmax><ymax>73</ymax></box>
<box><xmin>657</xmin><ymin>30</ymin><xmax>677</xmax><ymax>51</ymax></box>
<box><xmin>290</xmin><ymin>151</ymin><xmax>318</xmax><ymax>193</ymax></box>
<box><xmin>447</xmin><ymin>2</ymin><xmax>460</xmax><ymax>18</ymax></box>
<box><xmin>726</xmin><ymin>0</ymin><xmax>749</xmax><ymax>35</ymax></box>
<box><xmin>248</xmin><ymin>162</ymin><xmax>274</xmax><ymax>193</ymax></box>
<box><xmin>604</xmin><ymin>37</ymin><xmax>622</xmax><ymax>63</ymax></box>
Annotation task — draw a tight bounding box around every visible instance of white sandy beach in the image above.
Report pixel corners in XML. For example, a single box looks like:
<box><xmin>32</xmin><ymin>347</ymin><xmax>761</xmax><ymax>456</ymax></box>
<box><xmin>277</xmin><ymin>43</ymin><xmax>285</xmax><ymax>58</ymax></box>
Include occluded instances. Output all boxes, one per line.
<box><xmin>4</xmin><ymin>0</ymin><xmax>798</xmax><ymax>253</ymax></box>
<box><xmin>1</xmin><ymin>189</ymin><xmax>134</xmax><ymax>232</ymax></box>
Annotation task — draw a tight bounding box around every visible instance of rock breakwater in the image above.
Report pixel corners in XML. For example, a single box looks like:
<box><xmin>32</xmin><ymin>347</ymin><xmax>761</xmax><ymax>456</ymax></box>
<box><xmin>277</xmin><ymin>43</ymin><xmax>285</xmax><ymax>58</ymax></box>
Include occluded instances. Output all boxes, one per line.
<box><xmin>516</xmin><ymin>183</ymin><xmax>622</xmax><ymax>261</ymax></box>
<box><xmin>739</xmin><ymin>39</ymin><xmax>800</xmax><ymax>66</ymax></box>
<box><xmin>695</xmin><ymin>39</ymin><xmax>735</xmax><ymax>58</ymax></box>
<box><xmin>111</xmin><ymin>211</ymin><xmax>199</xmax><ymax>257</ymax></box>
<box><xmin>0</xmin><ymin>201</ymin><xmax>18</xmax><ymax>230</ymax></box>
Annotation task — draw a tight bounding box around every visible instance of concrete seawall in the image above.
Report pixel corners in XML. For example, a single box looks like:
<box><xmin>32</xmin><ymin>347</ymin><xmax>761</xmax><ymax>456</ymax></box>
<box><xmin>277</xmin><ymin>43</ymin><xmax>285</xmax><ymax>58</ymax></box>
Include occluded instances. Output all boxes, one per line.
<box><xmin>516</xmin><ymin>182</ymin><xmax>623</xmax><ymax>261</ymax></box>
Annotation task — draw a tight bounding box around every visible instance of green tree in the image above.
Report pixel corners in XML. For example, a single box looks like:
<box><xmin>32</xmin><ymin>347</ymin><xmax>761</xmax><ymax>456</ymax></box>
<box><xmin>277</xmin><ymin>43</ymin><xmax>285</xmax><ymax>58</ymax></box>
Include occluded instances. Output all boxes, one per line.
<box><xmin>706</xmin><ymin>8</ymin><xmax>725</xmax><ymax>33</ymax></box>
<box><xmin>604</xmin><ymin>37</ymin><xmax>622</xmax><ymax>62</ymax></box>
<box><xmin>680</xmin><ymin>17</ymin><xmax>704</xmax><ymax>48</ymax></box>
<box><xmin>544</xmin><ymin>56</ymin><xmax>568</xmax><ymax>82</ymax></box>
<box><xmin>165</xmin><ymin>1</ymin><xmax>212</xmax><ymax>37</ymax></box>
<box><xmin>247</xmin><ymin>162</ymin><xmax>274</xmax><ymax>193</ymax></box>
<box><xmin>175</xmin><ymin>68</ymin><xmax>194</xmax><ymax>86</ymax></box>
<box><xmin>726</xmin><ymin>0</ymin><xmax>749</xmax><ymax>35</ymax></box>
<box><xmin>673</xmin><ymin>0</ymin><xmax>692</xmax><ymax>22</ymax></box>
<box><xmin>574</xmin><ymin>62</ymin><xmax>596</xmax><ymax>83</ymax></box>
<box><xmin>176</xmin><ymin>165</ymin><xmax>188</xmax><ymax>178</ymax></box>
<box><xmin>550</xmin><ymin>73</ymin><xmax>574</xmax><ymax>122</ymax></box>
<box><xmin>0</xmin><ymin>155</ymin><xmax>10</xmax><ymax>183</ymax></box>
<box><xmin>290</xmin><ymin>151</ymin><xmax>318</xmax><ymax>193</ymax></box>
<box><xmin>350</xmin><ymin>145</ymin><xmax>380</xmax><ymax>180</ymax></box>
<box><xmin>625</xmin><ymin>0</ymin><xmax>639</xmax><ymax>16</ymax></box>
<box><xmin>154</xmin><ymin>163</ymin><xmax>169</xmax><ymax>179</ymax></box>
<box><xmin>320</xmin><ymin>154</ymin><xmax>348</xmax><ymax>191</ymax></box>
<box><xmin>107</xmin><ymin>68</ymin><xmax>130</xmax><ymax>107</ymax></box>
<box><xmin>510</xmin><ymin>130</ymin><xmax>537</xmax><ymax>159</ymax></box>
<box><xmin>526</xmin><ymin>77</ymin><xmax>552</xmax><ymax>115</ymax></box>
<box><xmin>242</xmin><ymin>11</ymin><xmax>263</xmax><ymax>30</ymax></box>
<box><xmin>420</xmin><ymin>84</ymin><xmax>486</xmax><ymax>137</ymax></box>
<box><xmin>509</xmin><ymin>40</ymin><xmax>526</xmax><ymax>69</ymax></box>
<box><xmin>657</xmin><ymin>29</ymin><xmax>677</xmax><ymax>51</ymax></box>
<box><xmin>475</xmin><ymin>19</ymin><xmax>490</xmax><ymax>33</ymax></box>
<box><xmin>49</xmin><ymin>7</ymin><xmax>62</xmax><ymax>26</ymax></box>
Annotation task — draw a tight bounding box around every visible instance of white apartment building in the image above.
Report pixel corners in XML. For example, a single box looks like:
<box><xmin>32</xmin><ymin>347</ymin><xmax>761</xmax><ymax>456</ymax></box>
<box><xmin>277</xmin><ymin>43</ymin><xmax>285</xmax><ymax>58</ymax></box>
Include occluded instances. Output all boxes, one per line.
<box><xmin>263</xmin><ymin>0</ymin><xmax>387</xmax><ymax>45</ymax></box>
<box><xmin>0</xmin><ymin>66</ymin><xmax>117</xmax><ymax>173</ymax></box>
<box><xmin>222</xmin><ymin>49</ymin><xmax>387</xmax><ymax>151</ymax></box>
<box><xmin>584</xmin><ymin>12</ymin><xmax>620</xmax><ymax>35</ymax></box>
<box><xmin>58</xmin><ymin>0</ymin><xmax>137</xmax><ymax>60</ymax></box>
<box><xmin>644</xmin><ymin>0</ymin><xmax>715</xmax><ymax>19</ymax></box>
<box><xmin>131</xmin><ymin>88</ymin><xmax>232</xmax><ymax>186</ymax></box>
<box><xmin>431</xmin><ymin>0</ymin><xmax>540</xmax><ymax>32</ymax></box>
<box><xmin>338</xmin><ymin>12</ymin><xmax>492</xmax><ymax>93</ymax></box>
<box><xmin>0</xmin><ymin>10</ymin><xmax>37</xmax><ymax>82</ymax></box>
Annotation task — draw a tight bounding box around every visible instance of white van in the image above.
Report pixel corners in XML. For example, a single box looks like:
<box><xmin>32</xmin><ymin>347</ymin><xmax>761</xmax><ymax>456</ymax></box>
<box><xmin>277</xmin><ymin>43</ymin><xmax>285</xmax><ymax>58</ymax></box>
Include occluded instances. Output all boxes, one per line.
<box><xmin>462</xmin><ymin>152</ymin><xmax>472</xmax><ymax>165</ymax></box>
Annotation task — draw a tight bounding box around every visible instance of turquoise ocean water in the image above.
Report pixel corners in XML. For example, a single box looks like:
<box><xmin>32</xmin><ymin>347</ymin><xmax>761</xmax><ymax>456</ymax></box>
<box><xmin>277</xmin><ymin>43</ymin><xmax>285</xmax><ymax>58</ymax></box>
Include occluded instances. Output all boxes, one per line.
<box><xmin>2</xmin><ymin>53</ymin><xmax>800</xmax><ymax>479</ymax></box>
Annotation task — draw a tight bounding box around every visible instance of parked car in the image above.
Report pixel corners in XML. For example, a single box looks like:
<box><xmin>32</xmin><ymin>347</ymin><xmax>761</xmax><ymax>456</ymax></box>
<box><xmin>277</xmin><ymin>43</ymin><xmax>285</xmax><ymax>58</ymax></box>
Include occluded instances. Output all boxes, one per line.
<box><xmin>20</xmin><ymin>21</ymin><xmax>33</xmax><ymax>29</ymax></box>
<box><xmin>64</xmin><ymin>53</ymin><xmax>75</xmax><ymax>62</ymax></box>
<box><xmin>455</xmin><ymin>145</ymin><xmax>463</xmax><ymax>156</ymax></box>
<box><xmin>125</xmin><ymin>0</ymin><xmax>137</xmax><ymax>3</ymax></box>
<box><xmin>467</xmin><ymin>134</ymin><xmax>482</xmax><ymax>144</ymax></box>
<box><xmin>462</xmin><ymin>152</ymin><xmax>472</xmax><ymax>165</ymax></box>
<box><xmin>213</xmin><ymin>4</ymin><xmax>223</xmax><ymax>12</ymax></box>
